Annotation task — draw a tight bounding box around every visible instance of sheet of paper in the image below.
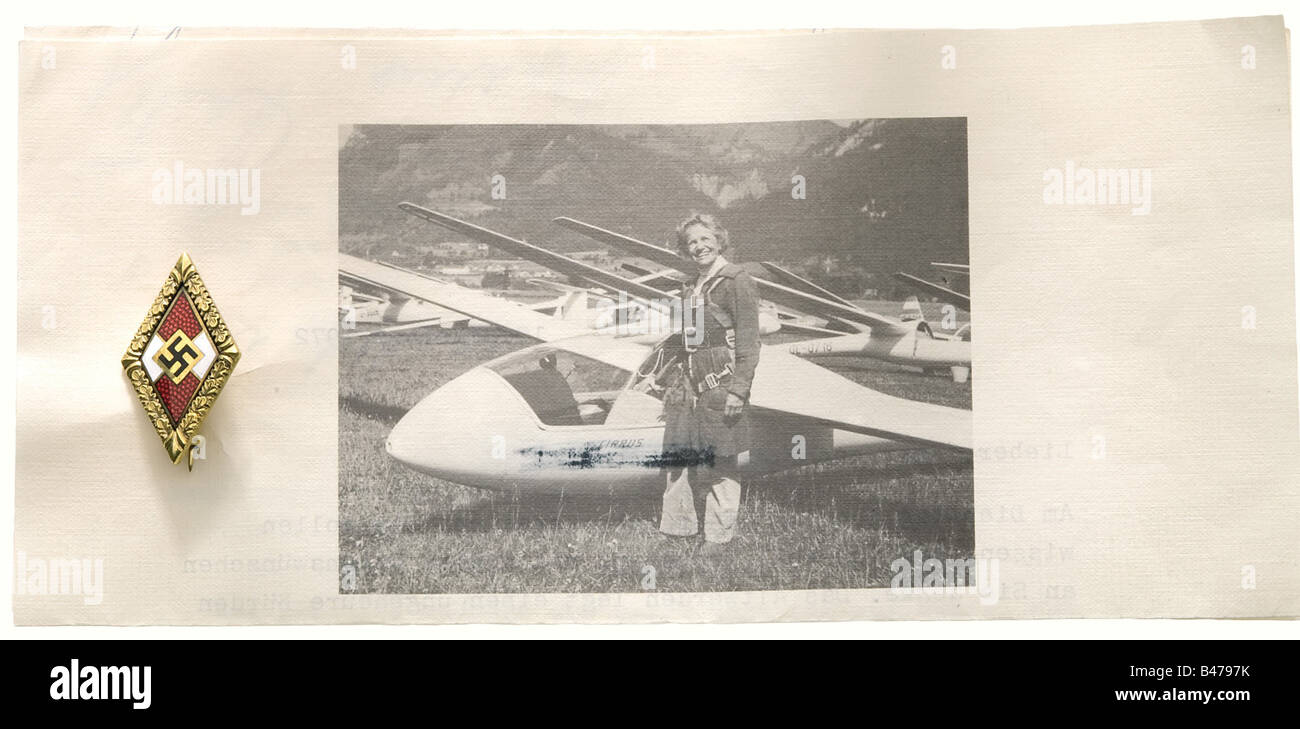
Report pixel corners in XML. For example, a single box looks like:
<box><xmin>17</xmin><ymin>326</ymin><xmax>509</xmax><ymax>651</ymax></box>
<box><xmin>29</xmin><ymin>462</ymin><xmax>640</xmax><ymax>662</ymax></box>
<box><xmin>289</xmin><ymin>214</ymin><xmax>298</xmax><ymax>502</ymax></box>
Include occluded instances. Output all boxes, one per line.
<box><xmin>15</xmin><ymin>18</ymin><xmax>1298</xmax><ymax>623</ymax></box>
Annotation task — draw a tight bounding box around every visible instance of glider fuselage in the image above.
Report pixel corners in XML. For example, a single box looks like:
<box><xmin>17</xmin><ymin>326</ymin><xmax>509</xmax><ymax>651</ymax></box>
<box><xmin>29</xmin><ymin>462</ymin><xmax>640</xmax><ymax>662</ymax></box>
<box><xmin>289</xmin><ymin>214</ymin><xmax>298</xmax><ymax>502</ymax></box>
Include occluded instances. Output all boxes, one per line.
<box><xmin>383</xmin><ymin>336</ymin><xmax>913</xmax><ymax>495</ymax></box>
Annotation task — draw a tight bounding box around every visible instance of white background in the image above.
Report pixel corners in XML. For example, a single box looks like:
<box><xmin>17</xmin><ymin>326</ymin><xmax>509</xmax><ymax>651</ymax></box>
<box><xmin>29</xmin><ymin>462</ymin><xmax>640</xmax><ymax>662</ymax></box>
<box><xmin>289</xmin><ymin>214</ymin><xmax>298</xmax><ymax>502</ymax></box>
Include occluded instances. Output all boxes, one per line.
<box><xmin>2</xmin><ymin>0</ymin><xmax>1298</xmax><ymax>639</ymax></box>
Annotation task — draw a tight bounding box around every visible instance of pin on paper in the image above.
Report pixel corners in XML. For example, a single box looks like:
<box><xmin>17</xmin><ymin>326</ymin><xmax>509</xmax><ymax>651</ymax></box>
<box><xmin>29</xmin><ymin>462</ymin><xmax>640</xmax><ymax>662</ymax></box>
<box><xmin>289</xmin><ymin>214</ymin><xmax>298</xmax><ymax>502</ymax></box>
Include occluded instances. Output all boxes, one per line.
<box><xmin>120</xmin><ymin>253</ymin><xmax>240</xmax><ymax>470</ymax></box>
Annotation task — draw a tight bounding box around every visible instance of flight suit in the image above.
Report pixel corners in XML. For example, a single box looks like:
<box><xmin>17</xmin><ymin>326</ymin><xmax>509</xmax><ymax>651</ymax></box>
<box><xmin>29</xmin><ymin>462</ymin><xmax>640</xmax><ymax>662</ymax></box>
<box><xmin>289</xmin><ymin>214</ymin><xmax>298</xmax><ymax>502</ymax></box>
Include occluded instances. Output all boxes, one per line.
<box><xmin>659</xmin><ymin>262</ymin><xmax>761</xmax><ymax>544</ymax></box>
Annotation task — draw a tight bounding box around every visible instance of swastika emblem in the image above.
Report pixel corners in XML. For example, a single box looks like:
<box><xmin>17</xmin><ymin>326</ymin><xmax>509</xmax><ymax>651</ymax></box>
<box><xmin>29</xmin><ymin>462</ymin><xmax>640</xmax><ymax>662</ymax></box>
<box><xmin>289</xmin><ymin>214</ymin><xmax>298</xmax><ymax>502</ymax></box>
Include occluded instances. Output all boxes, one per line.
<box><xmin>152</xmin><ymin>328</ymin><xmax>204</xmax><ymax>384</ymax></box>
<box><xmin>121</xmin><ymin>253</ymin><xmax>240</xmax><ymax>468</ymax></box>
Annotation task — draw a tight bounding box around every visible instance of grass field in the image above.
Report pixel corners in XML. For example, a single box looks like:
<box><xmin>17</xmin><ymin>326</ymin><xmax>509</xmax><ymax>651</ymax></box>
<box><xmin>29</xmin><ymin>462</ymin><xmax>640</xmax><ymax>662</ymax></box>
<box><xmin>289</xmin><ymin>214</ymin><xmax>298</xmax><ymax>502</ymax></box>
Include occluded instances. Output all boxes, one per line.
<box><xmin>339</xmin><ymin>320</ymin><xmax>973</xmax><ymax>594</ymax></box>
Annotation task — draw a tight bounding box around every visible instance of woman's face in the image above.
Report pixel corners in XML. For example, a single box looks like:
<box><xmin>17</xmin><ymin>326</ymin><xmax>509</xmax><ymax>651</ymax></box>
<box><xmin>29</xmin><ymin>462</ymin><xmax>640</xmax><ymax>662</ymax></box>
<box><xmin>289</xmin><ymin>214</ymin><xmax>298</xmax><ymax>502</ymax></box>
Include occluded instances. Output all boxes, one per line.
<box><xmin>682</xmin><ymin>224</ymin><xmax>721</xmax><ymax>269</ymax></box>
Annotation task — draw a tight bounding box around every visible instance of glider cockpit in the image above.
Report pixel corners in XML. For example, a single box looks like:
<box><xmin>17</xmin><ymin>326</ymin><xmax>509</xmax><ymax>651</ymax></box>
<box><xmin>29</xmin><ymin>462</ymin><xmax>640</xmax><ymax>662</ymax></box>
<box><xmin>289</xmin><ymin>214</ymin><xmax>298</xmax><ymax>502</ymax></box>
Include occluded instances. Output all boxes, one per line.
<box><xmin>485</xmin><ymin>346</ymin><xmax>629</xmax><ymax>427</ymax></box>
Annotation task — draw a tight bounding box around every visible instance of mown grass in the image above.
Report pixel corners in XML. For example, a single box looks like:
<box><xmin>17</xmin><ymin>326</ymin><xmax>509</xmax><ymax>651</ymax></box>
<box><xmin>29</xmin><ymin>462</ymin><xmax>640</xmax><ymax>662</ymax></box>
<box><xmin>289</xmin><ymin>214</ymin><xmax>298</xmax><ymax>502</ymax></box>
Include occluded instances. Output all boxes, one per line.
<box><xmin>339</xmin><ymin>323</ymin><xmax>974</xmax><ymax>594</ymax></box>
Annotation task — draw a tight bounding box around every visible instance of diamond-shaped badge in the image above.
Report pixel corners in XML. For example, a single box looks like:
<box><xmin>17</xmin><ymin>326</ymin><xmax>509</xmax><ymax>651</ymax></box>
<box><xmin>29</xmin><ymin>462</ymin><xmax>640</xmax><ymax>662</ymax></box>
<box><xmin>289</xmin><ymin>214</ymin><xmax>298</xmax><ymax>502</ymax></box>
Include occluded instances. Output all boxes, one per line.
<box><xmin>121</xmin><ymin>253</ymin><xmax>240</xmax><ymax>468</ymax></box>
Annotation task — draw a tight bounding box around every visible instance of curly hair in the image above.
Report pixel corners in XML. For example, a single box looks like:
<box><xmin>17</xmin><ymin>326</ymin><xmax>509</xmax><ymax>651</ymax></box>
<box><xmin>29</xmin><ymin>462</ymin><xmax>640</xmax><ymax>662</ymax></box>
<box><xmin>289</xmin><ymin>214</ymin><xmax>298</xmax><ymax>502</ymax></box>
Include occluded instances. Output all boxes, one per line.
<box><xmin>674</xmin><ymin>213</ymin><xmax>730</xmax><ymax>257</ymax></box>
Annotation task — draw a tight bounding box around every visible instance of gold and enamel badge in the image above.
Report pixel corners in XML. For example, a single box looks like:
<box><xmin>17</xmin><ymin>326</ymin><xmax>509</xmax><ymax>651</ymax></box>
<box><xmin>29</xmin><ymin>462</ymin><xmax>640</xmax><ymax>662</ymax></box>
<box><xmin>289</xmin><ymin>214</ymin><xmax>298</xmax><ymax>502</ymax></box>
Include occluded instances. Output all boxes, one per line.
<box><xmin>121</xmin><ymin>253</ymin><xmax>240</xmax><ymax>469</ymax></box>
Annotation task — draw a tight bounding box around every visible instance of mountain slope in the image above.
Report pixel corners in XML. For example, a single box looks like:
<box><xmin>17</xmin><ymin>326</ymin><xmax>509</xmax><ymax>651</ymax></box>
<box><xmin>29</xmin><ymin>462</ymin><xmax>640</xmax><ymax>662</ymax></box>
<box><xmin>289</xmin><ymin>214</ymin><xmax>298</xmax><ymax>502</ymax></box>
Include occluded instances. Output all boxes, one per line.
<box><xmin>339</xmin><ymin>119</ymin><xmax>968</xmax><ymax>281</ymax></box>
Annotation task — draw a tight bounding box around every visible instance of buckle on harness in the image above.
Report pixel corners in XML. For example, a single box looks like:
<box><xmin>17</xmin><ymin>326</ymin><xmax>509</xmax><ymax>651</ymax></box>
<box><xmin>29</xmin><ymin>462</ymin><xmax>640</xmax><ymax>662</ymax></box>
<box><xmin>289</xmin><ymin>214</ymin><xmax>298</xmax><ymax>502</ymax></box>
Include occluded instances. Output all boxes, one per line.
<box><xmin>696</xmin><ymin>363</ymin><xmax>733</xmax><ymax>394</ymax></box>
<box><xmin>682</xmin><ymin>326</ymin><xmax>700</xmax><ymax>352</ymax></box>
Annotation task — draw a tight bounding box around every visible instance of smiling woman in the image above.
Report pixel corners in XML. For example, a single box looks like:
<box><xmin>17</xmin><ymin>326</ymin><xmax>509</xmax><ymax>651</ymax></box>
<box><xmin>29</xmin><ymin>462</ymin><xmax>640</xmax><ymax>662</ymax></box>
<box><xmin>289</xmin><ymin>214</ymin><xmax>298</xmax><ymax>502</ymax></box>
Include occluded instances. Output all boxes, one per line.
<box><xmin>659</xmin><ymin>213</ymin><xmax>763</xmax><ymax>553</ymax></box>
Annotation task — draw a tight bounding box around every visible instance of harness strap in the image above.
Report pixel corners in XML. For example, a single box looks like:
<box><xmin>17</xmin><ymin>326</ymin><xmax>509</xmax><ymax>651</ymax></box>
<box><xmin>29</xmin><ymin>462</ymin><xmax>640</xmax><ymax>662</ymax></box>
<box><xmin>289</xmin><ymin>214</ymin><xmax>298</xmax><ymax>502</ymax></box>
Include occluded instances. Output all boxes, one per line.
<box><xmin>703</xmin><ymin>275</ymin><xmax>726</xmax><ymax>297</ymax></box>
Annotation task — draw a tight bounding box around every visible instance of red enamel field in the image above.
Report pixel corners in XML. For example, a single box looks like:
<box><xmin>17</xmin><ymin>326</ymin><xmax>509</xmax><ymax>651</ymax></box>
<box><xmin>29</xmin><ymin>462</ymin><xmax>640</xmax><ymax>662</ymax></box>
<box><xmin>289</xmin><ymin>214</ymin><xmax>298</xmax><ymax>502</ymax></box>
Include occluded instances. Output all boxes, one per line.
<box><xmin>152</xmin><ymin>293</ymin><xmax>205</xmax><ymax>423</ymax></box>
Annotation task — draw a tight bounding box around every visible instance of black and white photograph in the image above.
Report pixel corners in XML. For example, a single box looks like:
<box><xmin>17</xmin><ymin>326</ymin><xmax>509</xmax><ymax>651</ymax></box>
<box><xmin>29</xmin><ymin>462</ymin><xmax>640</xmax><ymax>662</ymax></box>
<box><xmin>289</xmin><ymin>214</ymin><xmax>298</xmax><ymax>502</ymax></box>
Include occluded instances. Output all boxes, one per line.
<box><xmin>338</xmin><ymin>120</ymin><xmax>974</xmax><ymax>593</ymax></box>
